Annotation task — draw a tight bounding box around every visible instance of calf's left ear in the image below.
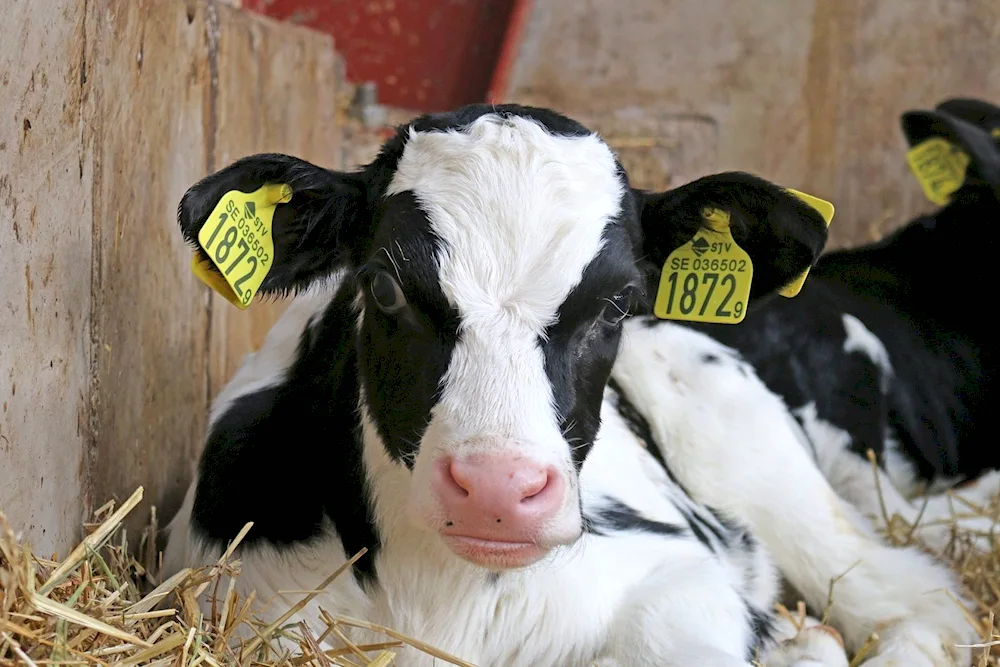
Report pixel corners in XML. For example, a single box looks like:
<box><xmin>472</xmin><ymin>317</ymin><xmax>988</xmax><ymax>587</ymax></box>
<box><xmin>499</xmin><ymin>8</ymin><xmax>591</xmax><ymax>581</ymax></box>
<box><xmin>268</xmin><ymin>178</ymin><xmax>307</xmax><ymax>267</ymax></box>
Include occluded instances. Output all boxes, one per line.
<box><xmin>635</xmin><ymin>171</ymin><xmax>831</xmax><ymax>303</ymax></box>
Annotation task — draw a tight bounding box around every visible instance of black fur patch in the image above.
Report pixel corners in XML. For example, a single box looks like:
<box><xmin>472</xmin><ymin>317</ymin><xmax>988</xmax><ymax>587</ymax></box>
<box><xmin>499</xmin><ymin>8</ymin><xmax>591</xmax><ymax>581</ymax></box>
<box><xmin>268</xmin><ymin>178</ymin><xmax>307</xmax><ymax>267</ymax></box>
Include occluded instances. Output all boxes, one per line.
<box><xmin>745</xmin><ymin>603</ymin><xmax>777</xmax><ymax>660</ymax></box>
<box><xmin>191</xmin><ymin>285</ymin><xmax>382</xmax><ymax>585</ymax></box>
<box><xmin>584</xmin><ymin>497</ymin><xmax>686</xmax><ymax>537</ymax></box>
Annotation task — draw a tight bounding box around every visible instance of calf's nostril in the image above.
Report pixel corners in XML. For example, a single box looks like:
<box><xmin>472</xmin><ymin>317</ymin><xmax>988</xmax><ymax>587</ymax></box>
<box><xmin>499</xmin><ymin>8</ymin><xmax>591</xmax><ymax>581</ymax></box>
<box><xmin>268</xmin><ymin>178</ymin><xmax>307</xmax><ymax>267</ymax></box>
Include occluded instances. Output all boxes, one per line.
<box><xmin>445</xmin><ymin>459</ymin><xmax>472</xmax><ymax>497</ymax></box>
<box><xmin>519</xmin><ymin>470</ymin><xmax>550</xmax><ymax>501</ymax></box>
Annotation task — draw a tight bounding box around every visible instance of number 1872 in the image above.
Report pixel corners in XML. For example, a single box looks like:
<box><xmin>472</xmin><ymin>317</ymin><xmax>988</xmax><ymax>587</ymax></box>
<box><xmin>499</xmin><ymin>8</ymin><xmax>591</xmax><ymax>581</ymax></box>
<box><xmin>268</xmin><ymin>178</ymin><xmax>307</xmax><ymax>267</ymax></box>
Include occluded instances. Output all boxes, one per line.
<box><xmin>203</xmin><ymin>211</ymin><xmax>258</xmax><ymax>305</ymax></box>
<box><xmin>662</xmin><ymin>271</ymin><xmax>743</xmax><ymax>319</ymax></box>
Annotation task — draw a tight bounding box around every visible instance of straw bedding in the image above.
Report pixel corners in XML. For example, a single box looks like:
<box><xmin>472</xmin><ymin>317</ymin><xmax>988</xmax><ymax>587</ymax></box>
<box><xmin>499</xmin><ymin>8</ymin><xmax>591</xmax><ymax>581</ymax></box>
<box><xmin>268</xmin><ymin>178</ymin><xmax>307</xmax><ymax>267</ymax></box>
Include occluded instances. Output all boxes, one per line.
<box><xmin>2</xmin><ymin>474</ymin><xmax>999</xmax><ymax>667</ymax></box>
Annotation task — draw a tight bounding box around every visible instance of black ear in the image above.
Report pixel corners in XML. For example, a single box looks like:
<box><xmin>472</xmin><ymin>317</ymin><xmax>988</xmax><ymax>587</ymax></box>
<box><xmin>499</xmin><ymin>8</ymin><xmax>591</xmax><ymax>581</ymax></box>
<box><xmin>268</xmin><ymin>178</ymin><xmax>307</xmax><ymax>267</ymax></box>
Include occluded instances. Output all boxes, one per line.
<box><xmin>901</xmin><ymin>108</ymin><xmax>1000</xmax><ymax>195</ymax></box>
<box><xmin>636</xmin><ymin>172</ymin><xmax>830</xmax><ymax>303</ymax></box>
<box><xmin>935</xmin><ymin>98</ymin><xmax>1000</xmax><ymax>139</ymax></box>
<box><xmin>178</xmin><ymin>153</ymin><xmax>366</xmax><ymax>297</ymax></box>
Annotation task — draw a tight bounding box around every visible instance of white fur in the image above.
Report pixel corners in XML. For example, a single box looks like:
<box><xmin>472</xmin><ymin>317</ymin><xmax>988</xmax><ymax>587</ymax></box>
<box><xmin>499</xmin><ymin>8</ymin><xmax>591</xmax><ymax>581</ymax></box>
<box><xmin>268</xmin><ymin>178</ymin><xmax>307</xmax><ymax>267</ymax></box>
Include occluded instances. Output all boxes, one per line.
<box><xmin>388</xmin><ymin>115</ymin><xmax>626</xmax><ymax>544</ymax></box>
<box><xmin>882</xmin><ymin>431</ymin><xmax>923</xmax><ymax>499</ymax></box>
<box><xmin>768</xmin><ymin>615</ymin><xmax>850</xmax><ymax>667</ymax></box>
<box><xmin>793</xmin><ymin>401</ymin><xmax>999</xmax><ymax>555</ymax></box>
<box><xmin>840</xmin><ymin>314</ymin><xmax>893</xmax><ymax>391</ymax></box>
<box><xmin>613</xmin><ymin>321</ymin><xmax>974</xmax><ymax>666</ymax></box>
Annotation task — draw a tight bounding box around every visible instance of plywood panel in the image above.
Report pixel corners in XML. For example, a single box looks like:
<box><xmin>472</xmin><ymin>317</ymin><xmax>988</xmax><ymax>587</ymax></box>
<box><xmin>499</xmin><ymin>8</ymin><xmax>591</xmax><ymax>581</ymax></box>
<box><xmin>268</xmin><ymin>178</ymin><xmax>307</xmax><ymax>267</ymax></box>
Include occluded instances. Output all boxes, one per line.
<box><xmin>207</xmin><ymin>6</ymin><xmax>341</xmax><ymax>398</ymax></box>
<box><xmin>826</xmin><ymin>1</ymin><xmax>1000</xmax><ymax>244</ymax></box>
<box><xmin>0</xmin><ymin>0</ymin><xmax>91</xmax><ymax>558</ymax></box>
<box><xmin>506</xmin><ymin>0</ymin><xmax>1000</xmax><ymax>247</ymax></box>
<box><xmin>507</xmin><ymin>0</ymin><xmax>817</xmax><ymax>171</ymax></box>
<box><xmin>0</xmin><ymin>0</ymin><xmax>351</xmax><ymax>555</ymax></box>
<box><xmin>85</xmin><ymin>0</ymin><xmax>211</xmax><ymax>534</ymax></box>
<box><xmin>570</xmin><ymin>109</ymin><xmax>717</xmax><ymax>192</ymax></box>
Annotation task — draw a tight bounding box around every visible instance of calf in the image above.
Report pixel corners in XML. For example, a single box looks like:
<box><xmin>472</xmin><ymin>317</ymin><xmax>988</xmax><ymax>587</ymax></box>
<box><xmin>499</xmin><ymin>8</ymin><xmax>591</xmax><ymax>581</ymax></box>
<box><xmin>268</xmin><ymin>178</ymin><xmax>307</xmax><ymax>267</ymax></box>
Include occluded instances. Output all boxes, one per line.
<box><xmin>162</xmin><ymin>104</ymin><xmax>972</xmax><ymax>666</ymax></box>
<box><xmin>686</xmin><ymin>98</ymin><xmax>1000</xmax><ymax>553</ymax></box>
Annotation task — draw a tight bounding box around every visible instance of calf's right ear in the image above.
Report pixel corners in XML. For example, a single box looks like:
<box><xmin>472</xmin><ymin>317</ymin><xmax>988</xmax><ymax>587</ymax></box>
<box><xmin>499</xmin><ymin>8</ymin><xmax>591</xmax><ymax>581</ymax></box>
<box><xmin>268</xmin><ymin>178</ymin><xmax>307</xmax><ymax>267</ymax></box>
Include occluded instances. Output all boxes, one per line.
<box><xmin>178</xmin><ymin>153</ymin><xmax>367</xmax><ymax>298</ymax></box>
<box><xmin>635</xmin><ymin>172</ymin><xmax>831</xmax><ymax>305</ymax></box>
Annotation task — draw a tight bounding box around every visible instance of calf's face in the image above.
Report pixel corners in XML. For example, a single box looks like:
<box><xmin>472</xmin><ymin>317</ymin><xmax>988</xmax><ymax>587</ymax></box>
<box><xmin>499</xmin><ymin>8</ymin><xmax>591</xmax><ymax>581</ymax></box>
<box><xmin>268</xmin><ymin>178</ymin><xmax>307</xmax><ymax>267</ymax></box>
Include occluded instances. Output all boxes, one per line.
<box><xmin>178</xmin><ymin>104</ymin><xmax>828</xmax><ymax>570</ymax></box>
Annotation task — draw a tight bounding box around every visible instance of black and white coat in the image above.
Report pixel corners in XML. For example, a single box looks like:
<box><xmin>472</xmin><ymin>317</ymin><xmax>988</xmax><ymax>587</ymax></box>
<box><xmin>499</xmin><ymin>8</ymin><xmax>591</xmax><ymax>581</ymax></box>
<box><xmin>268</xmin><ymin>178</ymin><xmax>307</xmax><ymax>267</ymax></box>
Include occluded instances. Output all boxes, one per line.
<box><xmin>688</xmin><ymin>97</ymin><xmax>1000</xmax><ymax>554</ymax></box>
<box><xmin>162</xmin><ymin>105</ymin><xmax>972</xmax><ymax>667</ymax></box>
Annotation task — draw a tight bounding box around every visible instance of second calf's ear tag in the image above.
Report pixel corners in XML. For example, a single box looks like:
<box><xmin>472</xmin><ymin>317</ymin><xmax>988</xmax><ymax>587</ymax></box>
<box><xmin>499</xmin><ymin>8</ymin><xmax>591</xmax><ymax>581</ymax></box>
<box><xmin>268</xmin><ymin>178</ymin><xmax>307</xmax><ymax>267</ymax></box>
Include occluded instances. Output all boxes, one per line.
<box><xmin>653</xmin><ymin>208</ymin><xmax>753</xmax><ymax>324</ymax></box>
<box><xmin>906</xmin><ymin>137</ymin><xmax>970</xmax><ymax>206</ymax></box>
<box><xmin>192</xmin><ymin>183</ymin><xmax>292</xmax><ymax>309</ymax></box>
<box><xmin>778</xmin><ymin>188</ymin><xmax>835</xmax><ymax>299</ymax></box>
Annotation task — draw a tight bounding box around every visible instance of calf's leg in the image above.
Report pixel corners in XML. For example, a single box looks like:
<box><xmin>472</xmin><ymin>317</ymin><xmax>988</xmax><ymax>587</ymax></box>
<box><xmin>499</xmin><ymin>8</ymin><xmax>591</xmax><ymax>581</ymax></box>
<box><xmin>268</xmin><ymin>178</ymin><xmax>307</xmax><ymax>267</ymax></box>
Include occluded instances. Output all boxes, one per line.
<box><xmin>612</xmin><ymin>320</ymin><xmax>975</xmax><ymax>667</ymax></box>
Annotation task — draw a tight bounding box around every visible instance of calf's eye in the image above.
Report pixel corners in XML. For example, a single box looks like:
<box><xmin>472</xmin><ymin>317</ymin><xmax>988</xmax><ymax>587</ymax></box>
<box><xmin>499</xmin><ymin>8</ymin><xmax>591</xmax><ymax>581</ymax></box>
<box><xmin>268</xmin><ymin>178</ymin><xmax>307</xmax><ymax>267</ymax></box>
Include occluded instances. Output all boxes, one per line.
<box><xmin>599</xmin><ymin>294</ymin><xmax>630</xmax><ymax>327</ymax></box>
<box><xmin>370</xmin><ymin>270</ymin><xmax>407</xmax><ymax>313</ymax></box>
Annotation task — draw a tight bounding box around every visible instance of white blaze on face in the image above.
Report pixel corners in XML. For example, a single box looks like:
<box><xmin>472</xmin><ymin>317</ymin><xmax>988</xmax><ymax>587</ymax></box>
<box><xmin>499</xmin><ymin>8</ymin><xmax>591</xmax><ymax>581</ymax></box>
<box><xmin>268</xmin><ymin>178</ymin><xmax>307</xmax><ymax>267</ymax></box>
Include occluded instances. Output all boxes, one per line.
<box><xmin>386</xmin><ymin>114</ymin><xmax>626</xmax><ymax>541</ymax></box>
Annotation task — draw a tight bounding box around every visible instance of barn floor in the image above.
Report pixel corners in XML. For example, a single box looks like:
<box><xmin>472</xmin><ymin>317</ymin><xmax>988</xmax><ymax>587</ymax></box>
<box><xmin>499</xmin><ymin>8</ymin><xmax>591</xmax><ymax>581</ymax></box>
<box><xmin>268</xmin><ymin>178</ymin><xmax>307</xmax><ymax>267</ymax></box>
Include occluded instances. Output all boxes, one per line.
<box><xmin>1</xmin><ymin>485</ymin><xmax>998</xmax><ymax>666</ymax></box>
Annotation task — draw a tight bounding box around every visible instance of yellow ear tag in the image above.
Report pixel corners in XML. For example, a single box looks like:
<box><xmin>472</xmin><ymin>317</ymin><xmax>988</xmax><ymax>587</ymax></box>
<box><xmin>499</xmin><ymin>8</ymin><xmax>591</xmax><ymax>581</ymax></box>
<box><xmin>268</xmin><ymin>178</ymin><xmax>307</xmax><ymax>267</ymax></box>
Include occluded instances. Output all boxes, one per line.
<box><xmin>653</xmin><ymin>208</ymin><xmax>753</xmax><ymax>324</ymax></box>
<box><xmin>777</xmin><ymin>188</ymin><xmax>835</xmax><ymax>298</ymax></box>
<box><xmin>191</xmin><ymin>183</ymin><xmax>292</xmax><ymax>309</ymax></box>
<box><xmin>991</xmin><ymin>128</ymin><xmax>1000</xmax><ymax>139</ymax></box>
<box><xmin>906</xmin><ymin>137</ymin><xmax>970</xmax><ymax>206</ymax></box>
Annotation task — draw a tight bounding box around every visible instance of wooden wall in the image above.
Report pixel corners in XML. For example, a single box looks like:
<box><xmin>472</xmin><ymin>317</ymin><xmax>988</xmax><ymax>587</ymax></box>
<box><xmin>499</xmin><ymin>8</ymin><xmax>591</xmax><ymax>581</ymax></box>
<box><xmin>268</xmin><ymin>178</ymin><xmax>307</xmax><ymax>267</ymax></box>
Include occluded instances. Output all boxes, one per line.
<box><xmin>503</xmin><ymin>0</ymin><xmax>1000</xmax><ymax>248</ymax></box>
<box><xmin>0</xmin><ymin>0</ymin><xmax>343</xmax><ymax>556</ymax></box>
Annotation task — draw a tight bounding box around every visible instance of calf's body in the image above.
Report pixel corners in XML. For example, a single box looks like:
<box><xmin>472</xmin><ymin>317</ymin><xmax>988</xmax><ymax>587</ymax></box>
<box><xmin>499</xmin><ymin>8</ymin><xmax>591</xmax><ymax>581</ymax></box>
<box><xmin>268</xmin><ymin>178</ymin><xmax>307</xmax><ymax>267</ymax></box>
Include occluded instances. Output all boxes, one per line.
<box><xmin>167</xmin><ymin>281</ymin><xmax>788</xmax><ymax>666</ymax></box>
<box><xmin>163</xmin><ymin>104</ymin><xmax>972</xmax><ymax>666</ymax></box>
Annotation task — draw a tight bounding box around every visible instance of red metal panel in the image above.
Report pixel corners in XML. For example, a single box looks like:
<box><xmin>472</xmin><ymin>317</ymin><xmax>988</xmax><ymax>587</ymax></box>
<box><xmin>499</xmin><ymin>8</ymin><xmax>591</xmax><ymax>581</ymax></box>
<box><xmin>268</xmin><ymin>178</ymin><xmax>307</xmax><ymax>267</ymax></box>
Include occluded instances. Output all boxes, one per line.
<box><xmin>242</xmin><ymin>0</ymin><xmax>522</xmax><ymax>112</ymax></box>
<box><xmin>487</xmin><ymin>0</ymin><xmax>533</xmax><ymax>104</ymax></box>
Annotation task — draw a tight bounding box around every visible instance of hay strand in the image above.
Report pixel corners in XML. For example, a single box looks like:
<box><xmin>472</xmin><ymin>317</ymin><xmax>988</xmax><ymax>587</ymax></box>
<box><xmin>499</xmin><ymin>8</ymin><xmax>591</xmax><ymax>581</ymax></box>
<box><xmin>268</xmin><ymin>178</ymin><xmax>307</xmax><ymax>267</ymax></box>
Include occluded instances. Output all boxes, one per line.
<box><xmin>38</xmin><ymin>487</ymin><xmax>144</xmax><ymax>597</ymax></box>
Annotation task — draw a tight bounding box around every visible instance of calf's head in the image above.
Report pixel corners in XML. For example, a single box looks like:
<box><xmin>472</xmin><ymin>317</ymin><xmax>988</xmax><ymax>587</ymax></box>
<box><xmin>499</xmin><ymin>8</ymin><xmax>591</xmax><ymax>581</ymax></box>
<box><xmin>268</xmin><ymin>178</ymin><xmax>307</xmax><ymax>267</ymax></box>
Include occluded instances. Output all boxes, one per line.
<box><xmin>178</xmin><ymin>104</ymin><xmax>827</xmax><ymax>570</ymax></box>
<box><xmin>902</xmin><ymin>97</ymin><xmax>1000</xmax><ymax>206</ymax></box>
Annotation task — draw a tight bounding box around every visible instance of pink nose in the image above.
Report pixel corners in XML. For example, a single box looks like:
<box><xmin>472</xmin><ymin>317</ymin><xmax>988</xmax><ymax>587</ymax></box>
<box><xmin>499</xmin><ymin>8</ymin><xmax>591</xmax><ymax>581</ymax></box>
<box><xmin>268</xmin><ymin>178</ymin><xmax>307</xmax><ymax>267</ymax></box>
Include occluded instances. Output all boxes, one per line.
<box><xmin>433</xmin><ymin>453</ymin><xmax>565</xmax><ymax>541</ymax></box>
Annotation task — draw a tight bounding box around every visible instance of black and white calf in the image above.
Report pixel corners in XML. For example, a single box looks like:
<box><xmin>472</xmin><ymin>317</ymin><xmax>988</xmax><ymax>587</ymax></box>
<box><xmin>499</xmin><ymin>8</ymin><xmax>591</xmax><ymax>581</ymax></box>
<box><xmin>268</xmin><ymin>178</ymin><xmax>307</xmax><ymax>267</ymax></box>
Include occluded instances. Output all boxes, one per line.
<box><xmin>162</xmin><ymin>104</ymin><xmax>972</xmax><ymax>666</ymax></box>
<box><xmin>687</xmin><ymin>97</ymin><xmax>1000</xmax><ymax>553</ymax></box>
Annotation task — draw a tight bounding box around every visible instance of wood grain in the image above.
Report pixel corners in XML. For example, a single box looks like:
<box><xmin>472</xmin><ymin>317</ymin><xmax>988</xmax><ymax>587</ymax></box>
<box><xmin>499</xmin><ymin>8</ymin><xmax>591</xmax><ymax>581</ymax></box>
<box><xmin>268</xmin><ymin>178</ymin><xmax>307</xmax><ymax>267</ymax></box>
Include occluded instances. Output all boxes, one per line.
<box><xmin>85</xmin><ymin>0</ymin><xmax>212</xmax><ymax>535</ymax></box>
<box><xmin>0</xmin><ymin>0</ymin><xmax>92</xmax><ymax>558</ymax></box>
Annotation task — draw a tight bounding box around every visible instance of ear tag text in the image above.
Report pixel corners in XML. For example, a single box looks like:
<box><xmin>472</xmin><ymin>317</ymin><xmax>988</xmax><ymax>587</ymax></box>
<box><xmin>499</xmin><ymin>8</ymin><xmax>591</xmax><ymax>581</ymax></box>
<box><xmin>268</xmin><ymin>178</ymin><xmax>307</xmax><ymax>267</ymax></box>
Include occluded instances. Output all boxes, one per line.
<box><xmin>778</xmin><ymin>188</ymin><xmax>835</xmax><ymax>298</ymax></box>
<box><xmin>906</xmin><ymin>137</ymin><xmax>970</xmax><ymax>206</ymax></box>
<box><xmin>653</xmin><ymin>208</ymin><xmax>753</xmax><ymax>324</ymax></box>
<box><xmin>192</xmin><ymin>183</ymin><xmax>292</xmax><ymax>309</ymax></box>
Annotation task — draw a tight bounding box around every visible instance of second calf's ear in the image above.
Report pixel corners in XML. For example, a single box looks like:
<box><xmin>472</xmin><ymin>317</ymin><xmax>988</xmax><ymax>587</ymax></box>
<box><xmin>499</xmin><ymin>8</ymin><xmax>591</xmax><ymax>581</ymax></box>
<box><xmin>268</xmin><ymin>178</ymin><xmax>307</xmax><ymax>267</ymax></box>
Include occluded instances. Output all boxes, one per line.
<box><xmin>901</xmin><ymin>107</ymin><xmax>1000</xmax><ymax>206</ymax></box>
